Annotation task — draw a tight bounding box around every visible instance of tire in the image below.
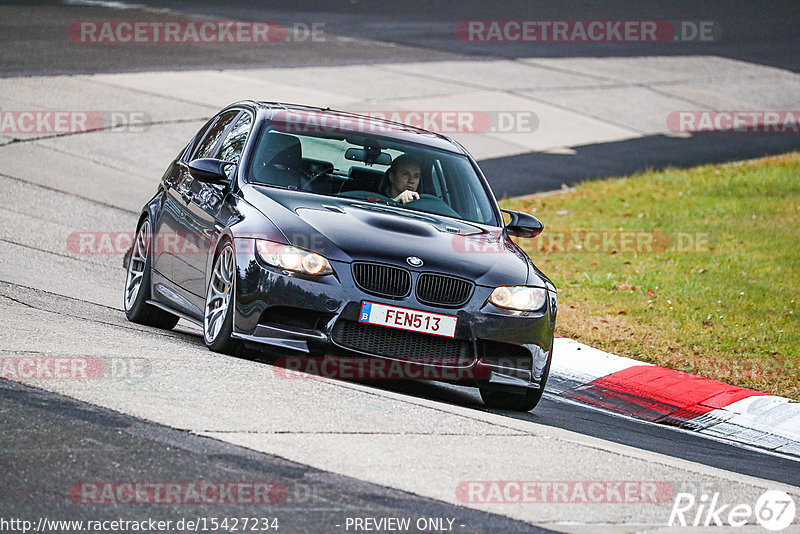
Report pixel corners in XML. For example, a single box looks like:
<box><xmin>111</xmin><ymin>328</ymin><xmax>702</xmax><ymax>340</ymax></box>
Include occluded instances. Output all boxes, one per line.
<box><xmin>124</xmin><ymin>217</ymin><xmax>180</xmax><ymax>330</ymax></box>
<box><xmin>479</xmin><ymin>348</ymin><xmax>552</xmax><ymax>412</ymax></box>
<box><xmin>203</xmin><ymin>240</ymin><xmax>241</xmax><ymax>355</ymax></box>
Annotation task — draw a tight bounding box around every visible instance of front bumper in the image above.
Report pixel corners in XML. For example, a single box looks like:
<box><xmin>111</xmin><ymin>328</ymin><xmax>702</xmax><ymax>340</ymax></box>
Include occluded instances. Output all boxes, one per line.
<box><xmin>231</xmin><ymin>238</ymin><xmax>556</xmax><ymax>390</ymax></box>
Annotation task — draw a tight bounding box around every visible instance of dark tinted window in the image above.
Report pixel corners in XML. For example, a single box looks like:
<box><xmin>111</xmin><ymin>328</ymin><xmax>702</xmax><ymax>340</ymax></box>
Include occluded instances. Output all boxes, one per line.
<box><xmin>247</xmin><ymin>125</ymin><xmax>497</xmax><ymax>225</ymax></box>
<box><xmin>214</xmin><ymin>112</ymin><xmax>253</xmax><ymax>175</ymax></box>
<box><xmin>192</xmin><ymin>110</ymin><xmax>239</xmax><ymax>160</ymax></box>
<box><xmin>181</xmin><ymin>118</ymin><xmax>214</xmax><ymax>161</ymax></box>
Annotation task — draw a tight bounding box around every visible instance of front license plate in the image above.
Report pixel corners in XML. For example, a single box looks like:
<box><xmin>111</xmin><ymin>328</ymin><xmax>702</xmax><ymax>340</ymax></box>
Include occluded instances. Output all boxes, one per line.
<box><xmin>359</xmin><ymin>301</ymin><xmax>457</xmax><ymax>338</ymax></box>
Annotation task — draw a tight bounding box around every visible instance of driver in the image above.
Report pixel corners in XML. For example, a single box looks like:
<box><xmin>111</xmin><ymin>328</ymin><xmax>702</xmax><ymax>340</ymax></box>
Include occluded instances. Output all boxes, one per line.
<box><xmin>384</xmin><ymin>154</ymin><xmax>421</xmax><ymax>204</ymax></box>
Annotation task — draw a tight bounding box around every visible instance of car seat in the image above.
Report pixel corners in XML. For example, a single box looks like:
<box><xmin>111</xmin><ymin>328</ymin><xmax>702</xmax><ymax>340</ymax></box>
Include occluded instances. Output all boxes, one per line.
<box><xmin>250</xmin><ymin>132</ymin><xmax>306</xmax><ymax>188</ymax></box>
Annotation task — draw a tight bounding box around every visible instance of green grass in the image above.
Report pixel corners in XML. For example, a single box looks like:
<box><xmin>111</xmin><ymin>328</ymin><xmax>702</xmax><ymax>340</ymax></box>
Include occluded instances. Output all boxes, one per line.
<box><xmin>501</xmin><ymin>153</ymin><xmax>800</xmax><ymax>400</ymax></box>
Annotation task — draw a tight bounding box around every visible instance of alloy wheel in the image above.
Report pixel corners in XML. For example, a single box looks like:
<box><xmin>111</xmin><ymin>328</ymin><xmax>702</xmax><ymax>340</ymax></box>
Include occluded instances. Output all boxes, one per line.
<box><xmin>204</xmin><ymin>244</ymin><xmax>234</xmax><ymax>344</ymax></box>
<box><xmin>124</xmin><ymin>219</ymin><xmax>150</xmax><ymax>311</ymax></box>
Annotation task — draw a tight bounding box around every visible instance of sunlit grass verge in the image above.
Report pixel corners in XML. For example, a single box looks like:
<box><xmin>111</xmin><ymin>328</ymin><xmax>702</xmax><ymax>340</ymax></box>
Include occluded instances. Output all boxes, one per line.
<box><xmin>501</xmin><ymin>152</ymin><xmax>800</xmax><ymax>400</ymax></box>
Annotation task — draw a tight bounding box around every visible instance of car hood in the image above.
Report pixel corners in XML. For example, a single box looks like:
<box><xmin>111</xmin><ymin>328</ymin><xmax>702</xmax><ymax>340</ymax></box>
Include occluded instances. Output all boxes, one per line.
<box><xmin>245</xmin><ymin>185</ymin><xmax>537</xmax><ymax>287</ymax></box>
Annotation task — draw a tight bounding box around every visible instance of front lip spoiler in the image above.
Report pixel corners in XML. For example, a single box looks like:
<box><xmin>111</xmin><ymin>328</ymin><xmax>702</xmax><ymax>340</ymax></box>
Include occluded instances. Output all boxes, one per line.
<box><xmin>485</xmin><ymin>371</ymin><xmax>540</xmax><ymax>390</ymax></box>
<box><xmin>232</xmin><ymin>323</ymin><xmax>328</xmax><ymax>353</ymax></box>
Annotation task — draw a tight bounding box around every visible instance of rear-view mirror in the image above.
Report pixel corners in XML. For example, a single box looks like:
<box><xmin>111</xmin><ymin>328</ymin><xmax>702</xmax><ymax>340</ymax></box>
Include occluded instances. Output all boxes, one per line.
<box><xmin>345</xmin><ymin>148</ymin><xmax>392</xmax><ymax>165</ymax></box>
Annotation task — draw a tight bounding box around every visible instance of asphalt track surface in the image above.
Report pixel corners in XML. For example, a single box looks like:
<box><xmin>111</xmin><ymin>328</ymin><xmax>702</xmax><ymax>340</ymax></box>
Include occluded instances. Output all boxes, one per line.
<box><xmin>1</xmin><ymin>1</ymin><xmax>799</xmax><ymax>532</ymax></box>
<box><xmin>0</xmin><ymin>379</ymin><xmax>548</xmax><ymax>534</ymax></box>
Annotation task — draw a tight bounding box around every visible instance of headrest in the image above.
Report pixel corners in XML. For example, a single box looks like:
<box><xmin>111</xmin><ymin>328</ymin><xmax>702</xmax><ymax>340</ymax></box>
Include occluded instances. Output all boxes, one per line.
<box><xmin>259</xmin><ymin>132</ymin><xmax>302</xmax><ymax>169</ymax></box>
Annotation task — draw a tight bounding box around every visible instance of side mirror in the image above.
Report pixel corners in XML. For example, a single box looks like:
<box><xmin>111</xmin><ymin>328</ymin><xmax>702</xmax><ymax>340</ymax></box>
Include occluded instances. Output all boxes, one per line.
<box><xmin>502</xmin><ymin>209</ymin><xmax>543</xmax><ymax>238</ymax></box>
<box><xmin>188</xmin><ymin>158</ymin><xmax>233</xmax><ymax>184</ymax></box>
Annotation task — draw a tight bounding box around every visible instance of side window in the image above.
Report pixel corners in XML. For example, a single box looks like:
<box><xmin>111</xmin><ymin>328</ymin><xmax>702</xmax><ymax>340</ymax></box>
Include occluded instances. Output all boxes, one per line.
<box><xmin>181</xmin><ymin>118</ymin><xmax>215</xmax><ymax>161</ymax></box>
<box><xmin>192</xmin><ymin>110</ymin><xmax>239</xmax><ymax>161</ymax></box>
<box><xmin>214</xmin><ymin>112</ymin><xmax>253</xmax><ymax>176</ymax></box>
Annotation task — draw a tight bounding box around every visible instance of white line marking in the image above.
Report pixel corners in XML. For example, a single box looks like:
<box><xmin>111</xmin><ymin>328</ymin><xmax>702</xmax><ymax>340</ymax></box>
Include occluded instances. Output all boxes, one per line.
<box><xmin>62</xmin><ymin>0</ymin><xmax>146</xmax><ymax>8</ymax></box>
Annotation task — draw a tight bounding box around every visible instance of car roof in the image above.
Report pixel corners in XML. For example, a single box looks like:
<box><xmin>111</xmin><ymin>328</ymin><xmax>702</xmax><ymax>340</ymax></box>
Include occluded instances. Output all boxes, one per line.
<box><xmin>227</xmin><ymin>101</ymin><xmax>469</xmax><ymax>155</ymax></box>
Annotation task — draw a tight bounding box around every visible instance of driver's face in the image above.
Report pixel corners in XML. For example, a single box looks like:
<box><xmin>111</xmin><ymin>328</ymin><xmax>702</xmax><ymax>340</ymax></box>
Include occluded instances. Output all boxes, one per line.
<box><xmin>389</xmin><ymin>163</ymin><xmax>421</xmax><ymax>195</ymax></box>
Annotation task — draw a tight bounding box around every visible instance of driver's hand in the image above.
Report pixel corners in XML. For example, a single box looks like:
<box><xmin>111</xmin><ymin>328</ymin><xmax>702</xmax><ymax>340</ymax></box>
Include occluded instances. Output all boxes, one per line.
<box><xmin>394</xmin><ymin>190</ymin><xmax>420</xmax><ymax>204</ymax></box>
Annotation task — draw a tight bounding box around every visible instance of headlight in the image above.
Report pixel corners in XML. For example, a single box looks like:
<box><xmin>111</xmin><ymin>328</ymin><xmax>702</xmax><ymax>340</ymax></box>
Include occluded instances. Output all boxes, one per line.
<box><xmin>489</xmin><ymin>286</ymin><xmax>547</xmax><ymax>311</ymax></box>
<box><xmin>255</xmin><ymin>239</ymin><xmax>332</xmax><ymax>276</ymax></box>
<box><xmin>545</xmin><ymin>281</ymin><xmax>557</xmax><ymax>304</ymax></box>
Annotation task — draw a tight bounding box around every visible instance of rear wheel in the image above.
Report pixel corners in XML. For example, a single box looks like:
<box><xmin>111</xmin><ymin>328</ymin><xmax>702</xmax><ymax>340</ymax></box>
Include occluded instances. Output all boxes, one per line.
<box><xmin>123</xmin><ymin>218</ymin><xmax>180</xmax><ymax>329</ymax></box>
<box><xmin>203</xmin><ymin>241</ymin><xmax>241</xmax><ymax>355</ymax></box>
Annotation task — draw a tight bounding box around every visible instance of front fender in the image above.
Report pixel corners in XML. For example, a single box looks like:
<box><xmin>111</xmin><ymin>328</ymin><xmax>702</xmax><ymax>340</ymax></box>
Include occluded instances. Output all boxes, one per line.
<box><xmin>123</xmin><ymin>188</ymin><xmax>166</xmax><ymax>269</ymax></box>
<box><xmin>202</xmin><ymin>194</ymin><xmax>285</xmax><ymax>302</ymax></box>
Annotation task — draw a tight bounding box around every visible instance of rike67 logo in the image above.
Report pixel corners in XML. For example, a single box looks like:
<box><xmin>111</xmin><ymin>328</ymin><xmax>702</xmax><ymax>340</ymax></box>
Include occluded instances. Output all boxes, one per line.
<box><xmin>669</xmin><ymin>490</ymin><xmax>796</xmax><ymax>531</ymax></box>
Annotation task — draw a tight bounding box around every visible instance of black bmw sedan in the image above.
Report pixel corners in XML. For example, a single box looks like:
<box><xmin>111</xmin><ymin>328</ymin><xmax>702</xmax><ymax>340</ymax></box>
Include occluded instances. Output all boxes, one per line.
<box><xmin>124</xmin><ymin>101</ymin><xmax>557</xmax><ymax>411</ymax></box>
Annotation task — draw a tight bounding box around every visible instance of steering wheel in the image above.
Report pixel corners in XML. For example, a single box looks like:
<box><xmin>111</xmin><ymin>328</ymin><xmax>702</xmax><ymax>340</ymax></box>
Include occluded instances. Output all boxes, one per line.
<box><xmin>403</xmin><ymin>193</ymin><xmax>435</xmax><ymax>205</ymax></box>
<box><xmin>402</xmin><ymin>193</ymin><xmax>461</xmax><ymax>218</ymax></box>
<box><xmin>300</xmin><ymin>166</ymin><xmax>334</xmax><ymax>192</ymax></box>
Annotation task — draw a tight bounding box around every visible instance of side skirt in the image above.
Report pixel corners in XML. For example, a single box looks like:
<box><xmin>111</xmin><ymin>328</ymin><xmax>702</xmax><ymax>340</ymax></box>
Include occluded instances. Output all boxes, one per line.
<box><xmin>146</xmin><ymin>299</ymin><xmax>202</xmax><ymax>327</ymax></box>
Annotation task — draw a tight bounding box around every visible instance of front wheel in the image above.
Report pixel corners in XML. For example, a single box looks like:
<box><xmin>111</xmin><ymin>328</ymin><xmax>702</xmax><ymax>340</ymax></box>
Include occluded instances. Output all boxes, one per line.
<box><xmin>124</xmin><ymin>218</ymin><xmax>179</xmax><ymax>329</ymax></box>
<box><xmin>479</xmin><ymin>349</ymin><xmax>552</xmax><ymax>412</ymax></box>
<box><xmin>479</xmin><ymin>386</ymin><xmax>545</xmax><ymax>412</ymax></box>
<box><xmin>203</xmin><ymin>241</ymin><xmax>241</xmax><ymax>355</ymax></box>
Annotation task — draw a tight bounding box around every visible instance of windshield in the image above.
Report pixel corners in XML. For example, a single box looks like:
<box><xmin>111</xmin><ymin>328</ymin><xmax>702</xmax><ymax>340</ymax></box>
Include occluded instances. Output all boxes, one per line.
<box><xmin>246</xmin><ymin>122</ymin><xmax>498</xmax><ymax>225</ymax></box>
